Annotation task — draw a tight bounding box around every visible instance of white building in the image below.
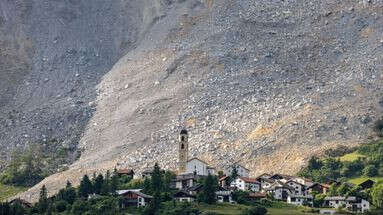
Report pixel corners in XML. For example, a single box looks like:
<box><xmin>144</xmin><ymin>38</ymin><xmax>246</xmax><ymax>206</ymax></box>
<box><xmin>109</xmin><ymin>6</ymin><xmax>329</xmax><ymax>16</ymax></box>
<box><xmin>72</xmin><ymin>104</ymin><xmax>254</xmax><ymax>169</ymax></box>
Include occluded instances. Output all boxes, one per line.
<box><xmin>225</xmin><ymin>163</ymin><xmax>250</xmax><ymax>177</ymax></box>
<box><xmin>186</xmin><ymin>158</ymin><xmax>215</xmax><ymax>176</ymax></box>
<box><xmin>267</xmin><ymin>182</ymin><xmax>294</xmax><ymax>201</ymax></box>
<box><xmin>231</xmin><ymin>177</ymin><xmax>261</xmax><ymax>192</ymax></box>
<box><xmin>324</xmin><ymin>196</ymin><xmax>370</xmax><ymax>213</ymax></box>
<box><xmin>216</xmin><ymin>190</ymin><xmax>235</xmax><ymax>203</ymax></box>
<box><xmin>285</xmin><ymin>180</ymin><xmax>307</xmax><ymax>196</ymax></box>
<box><xmin>287</xmin><ymin>195</ymin><xmax>313</xmax><ymax>206</ymax></box>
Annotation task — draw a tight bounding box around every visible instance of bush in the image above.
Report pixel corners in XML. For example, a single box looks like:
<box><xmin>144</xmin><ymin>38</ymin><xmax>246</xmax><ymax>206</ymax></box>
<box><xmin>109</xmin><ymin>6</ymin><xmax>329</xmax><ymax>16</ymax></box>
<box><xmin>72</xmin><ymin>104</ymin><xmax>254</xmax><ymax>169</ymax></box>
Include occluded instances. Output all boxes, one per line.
<box><xmin>54</xmin><ymin>200</ymin><xmax>68</xmax><ymax>213</ymax></box>
<box><xmin>374</xmin><ymin>119</ymin><xmax>383</xmax><ymax>137</ymax></box>
<box><xmin>363</xmin><ymin>165</ymin><xmax>378</xmax><ymax>177</ymax></box>
<box><xmin>241</xmin><ymin>206</ymin><xmax>267</xmax><ymax>215</ymax></box>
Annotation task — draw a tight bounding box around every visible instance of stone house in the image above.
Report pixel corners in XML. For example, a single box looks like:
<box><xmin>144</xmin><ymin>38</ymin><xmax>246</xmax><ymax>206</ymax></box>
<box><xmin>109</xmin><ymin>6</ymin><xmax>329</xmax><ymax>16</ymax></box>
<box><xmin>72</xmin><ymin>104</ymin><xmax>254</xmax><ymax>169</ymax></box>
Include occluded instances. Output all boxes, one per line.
<box><xmin>186</xmin><ymin>158</ymin><xmax>215</xmax><ymax>176</ymax></box>
<box><xmin>224</xmin><ymin>163</ymin><xmax>250</xmax><ymax>177</ymax></box>
<box><xmin>231</xmin><ymin>177</ymin><xmax>261</xmax><ymax>192</ymax></box>
<box><xmin>324</xmin><ymin>196</ymin><xmax>370</xmax><ymax>213</ymax></box>
<box><xmin>287</xmin><ymin>195</ymin><xmax>313</xmax><ymax>206</ymax></box>
<box><xmin>117</xmin><ymin>189</ymin><xmax>153</xmax><ymax>207</ymax></box>
<box><xmin>173</xmin><ymin>191</ymin><xmax>196</xmax><ymax>202</ymax></box>
<box><xmin>285</xmin><ymin>179</ymin><xmax>307</xmax><ymax>196</ymax></box>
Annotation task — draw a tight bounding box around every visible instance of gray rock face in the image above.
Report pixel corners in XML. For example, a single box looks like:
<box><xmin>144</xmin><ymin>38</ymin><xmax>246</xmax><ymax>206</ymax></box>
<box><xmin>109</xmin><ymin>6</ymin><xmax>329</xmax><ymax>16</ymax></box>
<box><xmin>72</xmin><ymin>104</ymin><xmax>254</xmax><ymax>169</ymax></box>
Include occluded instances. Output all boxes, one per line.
<box><xmin>0</xmin><ymin>0</ymin><xmax>141</xmax><ymax>164</ymax></box>
<box><xmin>2</xmin><ymin>0</ymin><xmax>383</xmax><ymax>202</ymax></box>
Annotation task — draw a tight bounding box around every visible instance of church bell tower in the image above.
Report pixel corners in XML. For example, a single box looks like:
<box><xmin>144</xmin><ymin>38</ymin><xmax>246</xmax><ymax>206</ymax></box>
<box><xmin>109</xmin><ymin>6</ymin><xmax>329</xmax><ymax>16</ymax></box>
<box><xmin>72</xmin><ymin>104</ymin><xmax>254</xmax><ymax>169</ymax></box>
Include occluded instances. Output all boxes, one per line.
<box><xmin>178</xmin><ymin>129</ymin><xmax>189</xmax><ymax>173</ymax></box>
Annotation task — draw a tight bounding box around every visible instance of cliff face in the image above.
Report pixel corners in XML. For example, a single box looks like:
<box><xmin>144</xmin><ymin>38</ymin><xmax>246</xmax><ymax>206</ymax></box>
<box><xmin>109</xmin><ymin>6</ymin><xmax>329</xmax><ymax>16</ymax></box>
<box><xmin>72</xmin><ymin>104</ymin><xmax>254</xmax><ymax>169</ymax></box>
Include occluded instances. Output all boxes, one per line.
<box><xmin>1</xmin><ymin>0</ymin><xmax>383</xmax><ymax>201</ymax></box>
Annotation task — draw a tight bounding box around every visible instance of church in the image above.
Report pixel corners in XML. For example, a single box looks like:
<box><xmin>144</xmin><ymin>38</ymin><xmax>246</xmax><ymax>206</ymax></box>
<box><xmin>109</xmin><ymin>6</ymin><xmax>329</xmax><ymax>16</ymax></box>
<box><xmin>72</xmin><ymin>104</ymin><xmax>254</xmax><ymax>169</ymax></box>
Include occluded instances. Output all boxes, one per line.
<box><xmin>177</xmin><ymin>129</ymin><xmax>215</xmax><ymax>176</ymax></box>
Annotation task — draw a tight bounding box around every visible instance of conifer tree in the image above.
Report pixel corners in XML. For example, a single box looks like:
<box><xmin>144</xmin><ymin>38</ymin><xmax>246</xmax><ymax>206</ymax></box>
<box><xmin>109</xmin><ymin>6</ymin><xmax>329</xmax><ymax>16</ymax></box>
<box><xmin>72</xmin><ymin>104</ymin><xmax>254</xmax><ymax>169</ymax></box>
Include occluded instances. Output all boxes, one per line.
<box><xmin>198</xmin><ymin>174</ymin><xmax>218</xmax><ymax>204</ymax></box>
<box><xmin>151</xmin><ymin>163</ymin><xmax>163</xmax><ymax>193</ymax></box>
<box><xmin>78</xmin><ymin>174</ymin><xmax>93</xmax><ymax>198</ymax></box>
<box><xmin>38</xmin><ymin>185</ymin><xmax>48</xmax><ymax>213</ymax></box>
<box><xmin>93</xmin><ymin>173</ymin><xmax>104</xmax><ymax>194</ymax></box>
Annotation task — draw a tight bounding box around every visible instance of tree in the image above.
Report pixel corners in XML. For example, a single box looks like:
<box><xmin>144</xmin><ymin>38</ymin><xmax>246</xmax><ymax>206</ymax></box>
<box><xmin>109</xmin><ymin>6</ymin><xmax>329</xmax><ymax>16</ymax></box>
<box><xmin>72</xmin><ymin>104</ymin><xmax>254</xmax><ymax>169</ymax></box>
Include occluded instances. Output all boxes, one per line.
<box><xmin>71</xmin><ymin>199</ymin><xmax>90</xmax><ymax>215</ymax></box>
<box><xmin>198</xmin><ymin>174</ymin><xmax>218</xmax><ymax>204</ymax></box>
<box><xmin>151</xmin><ymin>163</ymin><xmax>163</xmax><ymax>193</ymax></box>
<box><xmin>93</xmin><ymin>173</ymin><xmax>104</xmax><ymax>195</ymax></box>
<box><xmin>38</xmin><ymin>185</ymin><xmax>49</xmax><ymax>214</ymax></box>
<box><xmin>371</xmin><ymin>182</ymin><xmax>383</xmax><ymax>208</ymax></box>
<box><xmin>143</xmin><ymin>177</ymin><xmax>152</xmax><ymax>194</ymax></box>
<box><xmin>308</xmin><ymin>156</ymin><xmax>323</xmax><ymax>170</ymax></box>
<box><xmin>64</xmin><ymin>181</ymin><xmax>77</xmax><ymax>204</ymax></box>
<box><xmin>336</xmin><ymin>183</ymin><xmax>351</xmax><ymax>196</ymax></box>
<box><xmin>163</xmin><ymin>171</ymin><xmax>175</xmax><ymax>192</ymax></box>
<box><xmin>363</xmin><ymin>165</ymin><xmax>378</xmax><ymax>177</ymax></box>
<box><xmin>110</xmin><ymin>174</ymin><xmax>119</xmax><ymax>194</ymax></box>
<box><xmin>328</xmin><ymin>183</ymin><xmax>338</xmax><ymax>196</ymax></box>
<box><xmin>78</xmin><ymin>174</ymin><xmax>93</xmax><ymax>198</ymax></box>
<box><xmin>232</xmin><ymin>190</ymin><xmax>250</xmax><ymax>204</ymax></box>
<box><xmin>54</xmin><ymin>200</ymin><xmax>68</xmax><ymax>213</ymax></box>
<box><xmin>373</xmin><ymin>119</ymin><xmax>383</xmax><ymax>137</ymax></box>
<box><xmin>231</xmin><ymin>166</ymin><xmax>239</xmax><ymax>182</ymax></box>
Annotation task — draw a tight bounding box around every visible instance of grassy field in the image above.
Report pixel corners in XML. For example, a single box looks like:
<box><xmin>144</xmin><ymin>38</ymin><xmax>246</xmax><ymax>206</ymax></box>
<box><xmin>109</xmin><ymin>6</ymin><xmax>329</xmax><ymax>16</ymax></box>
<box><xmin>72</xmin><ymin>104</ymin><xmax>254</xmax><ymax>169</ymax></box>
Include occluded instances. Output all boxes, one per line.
<box><xmin>0</xmin><ymin>184</ymin><xmax>28</xmax><ymax>201</ymax></box>
<box><xmin>197</xmin><ymin>203</ymin><xmax>318</xmax><ymax>215</ymax></box>
<box><xmin>339</xmin><ymin>151</ymin><xmax>366</xmax><ymax>162</ymax></box>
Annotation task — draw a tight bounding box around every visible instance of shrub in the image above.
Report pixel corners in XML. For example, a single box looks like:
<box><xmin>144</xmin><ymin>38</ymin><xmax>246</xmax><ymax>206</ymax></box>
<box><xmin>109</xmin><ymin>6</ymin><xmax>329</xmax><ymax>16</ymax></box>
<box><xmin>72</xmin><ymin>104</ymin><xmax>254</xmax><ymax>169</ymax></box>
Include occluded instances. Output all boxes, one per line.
<box><xmin>374</xmin><ymin>119</ymin><xmax>383</xmax><ymax>137</ymax></box>
<box><xmin>241</xmin><ymin>206</ymin><xmax>267</xmax><ymax>215</ymax></box>
<box><xmin>54</xmin><ymin>200</ymin><xmax>67</xmax><ymax>213</ymax></box>
<box><xmin>363</xmin><ymin>165</ymin><xmax>378</xmax><ymax>177</ymax></box>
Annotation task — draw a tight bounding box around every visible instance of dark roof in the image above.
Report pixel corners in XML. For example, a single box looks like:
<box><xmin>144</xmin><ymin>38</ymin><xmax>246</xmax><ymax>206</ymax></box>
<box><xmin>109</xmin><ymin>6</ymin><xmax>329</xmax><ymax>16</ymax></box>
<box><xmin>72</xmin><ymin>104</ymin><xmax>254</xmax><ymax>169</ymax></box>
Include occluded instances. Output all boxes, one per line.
<box><xmin>358</xmin><ymin>179</ymin><xmax>375</xmax><ymax>189</ymax></box>
<box><xmin>249</xmin><ymin>192</ymin><xmax>267</xmax><ymax>198</ymax></box>
<box><xmin>9</xmin><ymin>199</ymin><xmax>32</xmax><ymax>208</ymax></box>
<box><xmin>180</xmin><ymin>129</ymin><xmax>188</xmax><ymax>135</ymax></box>
<box><xmin>270</xmin><ymin>174</ymin><xmax>293</xmax><ymax>180</ymax></box>
<box><xmin>187</xmin><ymin>184</ymin><xmax>203</xmax><ymax>192</ymax></box>
<box><xmin>174</xmin><ymin>191</ymin><xmax>195</xmax><ymax>198</ymax></box>
<box><xmin>117</xmin><ymin>189</ymin><xmax>153</xmax><ymax>198</ymax></box>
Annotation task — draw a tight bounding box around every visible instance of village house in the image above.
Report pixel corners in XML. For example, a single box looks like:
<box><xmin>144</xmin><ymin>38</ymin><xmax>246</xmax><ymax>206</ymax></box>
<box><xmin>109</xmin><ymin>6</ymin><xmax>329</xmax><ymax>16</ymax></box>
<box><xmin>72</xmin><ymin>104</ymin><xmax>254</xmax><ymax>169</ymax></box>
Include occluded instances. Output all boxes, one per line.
<box><xmin>287</xmin><ymin>195</ymin><xmax>313</xmax><ymax>206</ymax></box>
<box><xmin>185</xmin><ymin>158</ymin><xmax>216</xmax><ymax>176</ymax></box>
<box><xmin>173</xmin><ymin>191</ymin><xmax>196</xmax><ymax>202</ymax></box>
<box><xmin>307</xmin><ymin>183</ymin><xmax>330</xmax><ymax>194</ymax></box>
<box><xmin>116</xmin><ymin>169</ymin><xmax>135</xmax><ymax>178</ymax></box>
<box><xmin>117</xmin><ymin>189</ymin><xmax>153</xmax><ymax>207</ymax></box>
<box><xmin>224</xmin><ymin>163</ymin><xmax>250</xmax><ymax>177</ymax></box>
<box><xmin>256</xmin><ymin>175</ymin><xmax>275</xmax><ymax>191</ymax></box>
<box><xmin>218</xmin><ymin>175</ymin><xmax>230</xmax><ymax>188</ymax></box>
<box><xmin>174</xmin><ymin>173</ymin><xmax>204</xmax><ymax>190</ymax></box>
<box><xmin>358</xmin><ymin>179</ymin><xmax>375</xmax><ymax>190</ymax></box>
<box><xmin>269</xmin><ymin>174</ymin><xmax>293</xmax><ymax>183</ymax></box>
<box><xmin>231</xmin><ymin>177</ymin><xmax>261</xmax><ymax>192</ymax></box>
<box><xmin>216</xmin><ymin>189</ymin><xmax>235</xmax><ymax>203</ymax></box>
<box><xmin>324</xmin><ymin>196</ymin><xmax>370</xmax><ymax>213</ymax></box>
<box><xmin>266</xmin><ymin>182</ymin><xmax>294</xmax><ymax>201</ymax></box>
<box><xmin>285</xmin><ymin>179</ymin><xmax>307</xmax><ymax>196</ymax></box>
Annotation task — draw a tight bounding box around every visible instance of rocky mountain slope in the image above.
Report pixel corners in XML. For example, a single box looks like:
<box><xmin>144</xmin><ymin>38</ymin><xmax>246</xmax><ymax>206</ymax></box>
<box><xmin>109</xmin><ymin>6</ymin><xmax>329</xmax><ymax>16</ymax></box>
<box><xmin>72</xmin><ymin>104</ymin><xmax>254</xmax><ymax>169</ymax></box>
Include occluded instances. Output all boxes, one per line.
<box><xmin>1</xmin><ymin>0</ymin><xmax>382</xmax><ymax>201</ymax></box>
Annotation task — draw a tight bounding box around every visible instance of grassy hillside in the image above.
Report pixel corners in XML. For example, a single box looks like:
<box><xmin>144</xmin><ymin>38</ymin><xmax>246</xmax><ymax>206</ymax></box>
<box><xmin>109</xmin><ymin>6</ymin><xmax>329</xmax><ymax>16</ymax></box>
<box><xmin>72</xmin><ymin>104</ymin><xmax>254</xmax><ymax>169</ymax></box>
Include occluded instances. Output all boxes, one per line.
<box><xmin>0</xmin><ymin>184</ymin><xmax>28</xmax><ymax>201</ymax></box>
<box><xmin>299</xmin><ymin>138</ymin><xmax>383</xmax><ymax>185</ymax></box>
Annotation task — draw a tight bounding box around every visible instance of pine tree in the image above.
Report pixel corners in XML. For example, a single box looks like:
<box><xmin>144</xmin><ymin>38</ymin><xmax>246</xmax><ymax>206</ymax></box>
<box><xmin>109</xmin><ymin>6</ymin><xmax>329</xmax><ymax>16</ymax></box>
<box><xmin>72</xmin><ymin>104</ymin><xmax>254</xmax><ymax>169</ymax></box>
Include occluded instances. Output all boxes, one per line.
<box><xmin>93</xmin><ymin>173</ymin><xmax>104</xmax><ymax>194</ymax></box>
<box><xmin>151</xmin><ymin>163</ymin><xmax>163</xmax><ymax>193</ymax></box>
<box><xmin>78</xmin><ymin>175</ymin><xmax>93</xmax><ymax>198</ymax></box>
<box><xmin>143</xmin><ymin>177</ymin><xmax>152</xmax><ymax>194</ymax></box>
<box><xmin>198</xmin><ymin>174</ymin><xmax>218</xmax><ymax>204</ymax></box>
<box><xmin>65</xmin><ymin>181</ymin><xmax>77</xmax><ymax>204</ymax></box>
<box><xmin>110</xmin><ymin>174</ymin><xmax>119</xmax><ymax>194</ymax></box>
<box><xmin>38</xmin><ymin>185</ymin><xmax>48</xmax><ymax>214</ymax></box>
<box><xmin>231</xmin><ymin>165</ymin><xmax>239</xmax><ymax>181</ymax></box>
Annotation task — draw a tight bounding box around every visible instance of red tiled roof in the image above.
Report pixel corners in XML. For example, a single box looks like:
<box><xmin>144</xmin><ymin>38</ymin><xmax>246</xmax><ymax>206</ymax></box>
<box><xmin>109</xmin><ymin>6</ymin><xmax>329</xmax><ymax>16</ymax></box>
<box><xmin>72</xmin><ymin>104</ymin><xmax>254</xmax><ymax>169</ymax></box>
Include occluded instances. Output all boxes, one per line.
<box><xmin>240</xmin><ymin>177</ymin><xmax>259</xmax><ymax>183</ymax></box>
<box><xmin>219</xmin><ymin>176</ymin><xmax>229</xmax><ymax>181</ymax></box>
<box><xmin>117</xmin><ymin>169</ymin><xmax>134</xmax><ymax>174</ymax></box>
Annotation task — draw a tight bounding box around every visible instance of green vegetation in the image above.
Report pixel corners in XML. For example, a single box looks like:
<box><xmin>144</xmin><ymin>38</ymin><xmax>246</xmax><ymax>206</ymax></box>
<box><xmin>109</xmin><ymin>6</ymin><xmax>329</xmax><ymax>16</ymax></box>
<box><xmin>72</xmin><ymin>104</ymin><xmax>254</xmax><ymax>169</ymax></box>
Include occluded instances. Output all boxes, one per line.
<box><xmin>0</xmin><ymin>140</ymin><xmax>76</xmax><ymax>187</ymax></box>
<box><xmin>298</xmin><ymin>139</ymin><xmax>383</xmax><ymax>183</ymax></box>
<box><xmin>0</xmin><ymin>184</ymin><xmax>28</xmax><ymax>201</ymax></box>
<box><xmin>339</xmin><ymin>151</ymin><xmax>366</xmax><ymax>162</ymax></box>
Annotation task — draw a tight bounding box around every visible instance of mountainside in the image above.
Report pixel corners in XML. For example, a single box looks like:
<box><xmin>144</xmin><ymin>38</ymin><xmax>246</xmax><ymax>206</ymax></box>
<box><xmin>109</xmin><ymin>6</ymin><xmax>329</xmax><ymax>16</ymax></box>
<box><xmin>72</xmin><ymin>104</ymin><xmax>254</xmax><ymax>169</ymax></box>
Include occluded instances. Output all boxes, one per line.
<box><xmin>1</xmin><ymin>0</ymin><xmax>383</xmax><ymax>202</ymax></box>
